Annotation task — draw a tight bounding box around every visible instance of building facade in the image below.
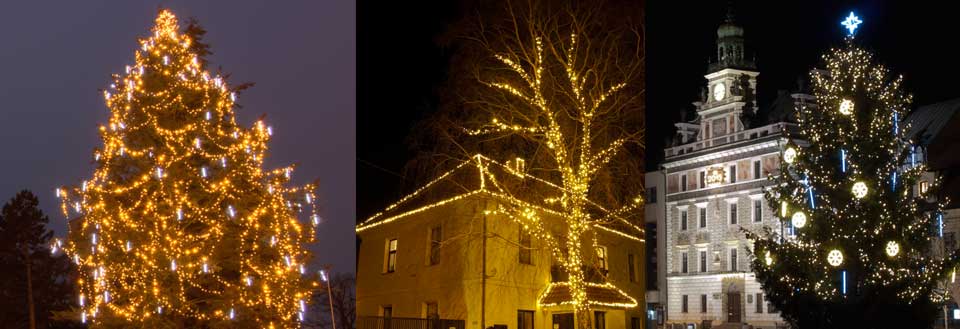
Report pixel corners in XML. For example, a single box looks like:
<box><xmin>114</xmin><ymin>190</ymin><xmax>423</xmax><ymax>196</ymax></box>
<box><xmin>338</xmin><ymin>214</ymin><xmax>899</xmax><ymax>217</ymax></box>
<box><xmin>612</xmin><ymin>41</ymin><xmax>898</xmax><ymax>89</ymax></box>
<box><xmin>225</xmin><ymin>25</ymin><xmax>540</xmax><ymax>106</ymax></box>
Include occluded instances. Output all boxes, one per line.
<box><xmin>657</xmin><ymin>14</ymin><xmax>802</xmax><ymax>329</ymax></box>
<box><xmin>356</xmin><ymin>155</ymin><xmax>646</xmax><ymax>329</ymax></box>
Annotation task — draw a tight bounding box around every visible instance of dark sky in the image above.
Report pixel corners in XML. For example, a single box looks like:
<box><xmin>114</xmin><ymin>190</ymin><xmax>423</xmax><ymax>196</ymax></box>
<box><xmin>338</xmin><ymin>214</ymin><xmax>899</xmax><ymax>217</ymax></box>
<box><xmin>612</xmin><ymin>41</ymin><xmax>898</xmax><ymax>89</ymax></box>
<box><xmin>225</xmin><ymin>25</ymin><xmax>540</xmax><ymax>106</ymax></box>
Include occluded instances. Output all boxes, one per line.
<box><xmin>647</xmin><ymin>0</ymin><xmax>960</xmax><ymax>169</ymax></box>
<box><xmin>0</xmin><ymin>1</ymin><xmax>355</xmax><ymax>273</ymax></box>
<box><xmin>357</xmin><ymin>0</ymin><xmax>461</xmax><ymax>219</ymax></box>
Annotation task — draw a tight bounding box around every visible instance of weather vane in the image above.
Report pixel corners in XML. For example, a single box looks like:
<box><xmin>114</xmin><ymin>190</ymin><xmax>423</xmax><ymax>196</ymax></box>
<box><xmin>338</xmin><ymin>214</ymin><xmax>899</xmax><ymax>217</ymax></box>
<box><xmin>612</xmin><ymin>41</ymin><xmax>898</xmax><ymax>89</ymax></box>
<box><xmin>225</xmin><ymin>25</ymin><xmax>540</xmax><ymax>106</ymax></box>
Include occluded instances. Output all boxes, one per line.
<box><xmin>841</xmin><ymin>11</ymin><xmax>862</xmax><ymax>36</ymax></box>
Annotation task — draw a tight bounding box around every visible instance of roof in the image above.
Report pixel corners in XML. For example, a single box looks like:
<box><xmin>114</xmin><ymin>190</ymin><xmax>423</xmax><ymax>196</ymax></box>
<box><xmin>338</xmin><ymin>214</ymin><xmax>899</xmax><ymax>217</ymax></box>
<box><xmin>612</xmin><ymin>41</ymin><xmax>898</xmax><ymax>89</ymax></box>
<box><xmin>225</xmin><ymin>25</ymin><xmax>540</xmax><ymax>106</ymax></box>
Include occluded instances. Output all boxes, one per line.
<box><xmin>355</xmin><ymin>154</ymin><xmax>643</xmax><ymax>241</ymax></box>
<box><xmin>906</xmin><ymin>97</ymin><xmax>960</xmax><ymax>146</ymax></box>
<box><xmin>538</xmin><ymin>282</ymin><xmax>638</xmax><ymax>309</ymax></box>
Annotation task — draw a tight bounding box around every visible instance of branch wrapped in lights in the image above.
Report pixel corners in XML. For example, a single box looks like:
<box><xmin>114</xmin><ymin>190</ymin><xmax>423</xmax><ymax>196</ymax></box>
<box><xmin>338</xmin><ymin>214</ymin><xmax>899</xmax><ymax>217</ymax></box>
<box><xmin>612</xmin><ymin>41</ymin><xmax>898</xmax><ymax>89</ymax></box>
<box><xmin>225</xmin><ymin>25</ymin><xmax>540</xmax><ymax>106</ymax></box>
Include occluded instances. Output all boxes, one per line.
<box><xmin>745</xmin><ymin>32</ymin><xmax>960</xmax><ymax>327</ymax></box>
<box><xmin>56</xmin><ymin>10</ymin><xmax>319</xmax><ymax>327</ymax></box>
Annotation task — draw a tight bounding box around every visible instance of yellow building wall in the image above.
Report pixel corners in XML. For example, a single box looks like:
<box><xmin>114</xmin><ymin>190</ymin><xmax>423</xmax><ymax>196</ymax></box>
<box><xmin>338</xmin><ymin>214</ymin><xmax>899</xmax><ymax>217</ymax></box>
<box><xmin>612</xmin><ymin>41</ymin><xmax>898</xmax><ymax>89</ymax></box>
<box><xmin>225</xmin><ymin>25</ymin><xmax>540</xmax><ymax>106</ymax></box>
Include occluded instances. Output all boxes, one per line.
<box><xmin>357</xmin><ymin>193</ymin><xmax>646</xmax><ymax>329</ymax></box>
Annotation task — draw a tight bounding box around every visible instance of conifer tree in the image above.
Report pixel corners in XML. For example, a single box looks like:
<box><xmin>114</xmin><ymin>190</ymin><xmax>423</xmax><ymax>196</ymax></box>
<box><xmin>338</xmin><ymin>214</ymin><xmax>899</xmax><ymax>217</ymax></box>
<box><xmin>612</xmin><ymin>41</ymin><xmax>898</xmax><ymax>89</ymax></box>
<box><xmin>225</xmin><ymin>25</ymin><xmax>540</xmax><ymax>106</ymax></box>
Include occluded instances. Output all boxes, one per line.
<box><xmin>57</xmin><ymin>10</ymin><xmax>319</xmax><ymax>328</ymax></box>
<box><xmin>748</xmin><ymin>32</ymin><xmax>959</xmax><ymax>328</ymax></box>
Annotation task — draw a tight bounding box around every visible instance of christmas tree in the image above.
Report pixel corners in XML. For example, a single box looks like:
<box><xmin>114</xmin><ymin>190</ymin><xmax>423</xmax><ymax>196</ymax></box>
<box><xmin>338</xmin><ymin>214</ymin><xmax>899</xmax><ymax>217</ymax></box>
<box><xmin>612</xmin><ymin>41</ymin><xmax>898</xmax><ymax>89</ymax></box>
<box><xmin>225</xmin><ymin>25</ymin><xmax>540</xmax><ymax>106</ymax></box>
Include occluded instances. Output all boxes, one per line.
<box><xmin>56</xmin><ymin>10</ymin><xmax>319</xmax><ymax>328</ymax></box>
<box><xmin>748</xmin><ymin>14</ymin><xmax>959</xmax><ymax>328</ymax></box>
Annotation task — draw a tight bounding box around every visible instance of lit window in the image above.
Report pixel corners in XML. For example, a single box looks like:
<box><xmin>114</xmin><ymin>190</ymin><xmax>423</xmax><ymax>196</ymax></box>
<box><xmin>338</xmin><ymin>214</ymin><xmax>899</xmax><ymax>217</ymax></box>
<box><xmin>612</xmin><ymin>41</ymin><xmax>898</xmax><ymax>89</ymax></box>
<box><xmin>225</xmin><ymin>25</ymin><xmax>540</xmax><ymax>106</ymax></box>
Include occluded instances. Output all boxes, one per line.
<box><xmin>920</xmin><ymin>181</ymin><xmax>929</xmax><ymax>194</ymax></box>
<box><xmin>597</xmin><ymin>246</ymin><xmax>608</xmax><ymax>271</ymax></box>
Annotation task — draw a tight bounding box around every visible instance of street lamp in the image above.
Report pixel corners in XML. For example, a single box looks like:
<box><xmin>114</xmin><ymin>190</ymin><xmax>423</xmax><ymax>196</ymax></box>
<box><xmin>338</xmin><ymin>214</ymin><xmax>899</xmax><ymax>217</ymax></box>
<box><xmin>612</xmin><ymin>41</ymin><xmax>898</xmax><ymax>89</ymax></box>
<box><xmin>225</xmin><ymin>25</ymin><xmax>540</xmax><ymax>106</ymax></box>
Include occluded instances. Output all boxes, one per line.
<box><xmin>320</xmin><ymin>268</ymin><xmax>337</xmax><ymax>329</ymax></box>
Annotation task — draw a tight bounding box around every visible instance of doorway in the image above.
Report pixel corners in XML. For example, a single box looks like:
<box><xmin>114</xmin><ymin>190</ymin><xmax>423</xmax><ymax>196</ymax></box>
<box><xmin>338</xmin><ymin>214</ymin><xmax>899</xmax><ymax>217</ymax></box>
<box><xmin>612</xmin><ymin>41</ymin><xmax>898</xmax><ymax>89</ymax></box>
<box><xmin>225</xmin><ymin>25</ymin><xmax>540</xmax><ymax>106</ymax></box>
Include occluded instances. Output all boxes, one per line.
<box><xmin>727</xmin><ymin>293</ymin><xmax>741</xmax><ymax>323</ymax></box>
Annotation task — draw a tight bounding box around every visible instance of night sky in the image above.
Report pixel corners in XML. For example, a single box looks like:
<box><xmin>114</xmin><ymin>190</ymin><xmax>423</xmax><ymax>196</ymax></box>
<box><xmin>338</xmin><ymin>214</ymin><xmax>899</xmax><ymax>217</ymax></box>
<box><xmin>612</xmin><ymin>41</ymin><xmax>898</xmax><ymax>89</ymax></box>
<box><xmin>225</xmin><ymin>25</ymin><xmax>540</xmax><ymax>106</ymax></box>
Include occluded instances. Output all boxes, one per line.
<box><xmin>358</xmin><ymin>0</ymin><xmax>960</xmax><ymax>219</ymax></box>
<box><xmin>0</xmin><ymin>1</ymin><xmax>356</xmax><ymax>273</ymax></box>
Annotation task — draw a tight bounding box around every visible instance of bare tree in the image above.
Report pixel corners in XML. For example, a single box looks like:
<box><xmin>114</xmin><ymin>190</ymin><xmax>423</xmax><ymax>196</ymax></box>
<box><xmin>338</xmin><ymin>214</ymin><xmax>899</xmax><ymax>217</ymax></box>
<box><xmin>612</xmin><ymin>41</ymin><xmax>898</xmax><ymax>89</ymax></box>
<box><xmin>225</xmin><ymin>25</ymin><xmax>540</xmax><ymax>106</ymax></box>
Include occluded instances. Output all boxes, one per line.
<box><xmin>306</xmin><ymin>272</ymin><xmax>356</xmax><ymax>329</ymax></box>
<box><xmin>404</xmin><ymin>1</ymin><xmax>646</xmax><ymax>328</ymax></box>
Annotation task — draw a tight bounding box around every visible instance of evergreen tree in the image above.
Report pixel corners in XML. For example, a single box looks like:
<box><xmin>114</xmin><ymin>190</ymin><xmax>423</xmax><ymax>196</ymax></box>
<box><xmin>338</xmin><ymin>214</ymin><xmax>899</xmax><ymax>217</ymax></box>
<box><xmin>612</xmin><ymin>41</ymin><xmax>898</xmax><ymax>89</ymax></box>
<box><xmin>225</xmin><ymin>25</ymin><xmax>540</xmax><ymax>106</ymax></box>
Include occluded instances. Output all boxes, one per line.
<box><xmin>747</xmin><ymin>36</ymin><xmax>959</xmax><ymax>328</ymax></box>
<box><xmin>57</xmin><ymin>10</ymin><xmax>319</xmax><ymax>328</ymax></box>
<box><xmin>0</xmin><ymin>190</ymin><xmax>81</xmax><ymax>329</ymax></box>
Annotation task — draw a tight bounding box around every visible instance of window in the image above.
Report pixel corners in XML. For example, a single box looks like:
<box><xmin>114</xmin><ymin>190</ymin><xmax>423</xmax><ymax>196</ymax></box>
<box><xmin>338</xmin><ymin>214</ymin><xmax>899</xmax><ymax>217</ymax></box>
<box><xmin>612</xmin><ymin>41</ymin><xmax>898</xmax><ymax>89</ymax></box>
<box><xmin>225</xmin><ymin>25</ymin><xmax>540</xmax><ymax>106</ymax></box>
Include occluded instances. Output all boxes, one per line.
<box><xmin>597</xmin><ymin>246</ymin><xmax>608</xmax><ymax>271</ymax></box>
<box><xmin>519</xmin><ymin>225</ymin><xmax>532</xmax><ymax>265</ymax></box>
<box><xmin>628</xmin><ymin>254</ymin><xmax>637</xmax><ymax>282</ymax></box>
<box><xmin>682</xmin><ymin>295</ymin><xmax>689</xmax><ymax>313</ymax></box>
<box><xmin>425</xmin><ymin>302</ymin><xmax>438</xmax><ymax>319</ymax></box>
<box><xmin>701</xmin><ymin>294</ymin><xmax>708</xmax><ymax>313</ymax></box>
<box><xmin>699</xmin><ymin>171</ymin><xmax>706</xmax><ymax>189</ymax></box>
<box><xmin>681</xmin><ymin>175</ymin><xmax>688</xmax><ymax>192</ymax></box>
<box><xmin>681</xmin><ymin>252</ymin><xmax>688</xmax><ymax>274</ymax></box>
<box><xmin>730</xmin><ymin>248</ymin><xmax>738</xmax><ymax>272</ymax></box>
<box><xmin>699</xmin><ymin>207</ymin><xmax>707</xmax><ymax>228</ymax></box>
<box><xmin>518</xmin><ymin>310</ymin><xmax>534</xmax><ymax>329</ymax></box>
<box><xmin>729</xmin><ymin>165</ymin><xmax>737</xmax><ymax>183</ymax></box>
<box><xmin>631</xmin><ymin>317</ymin><xmax>641</xmax><ymax>329</ymax></box>
<box><xmin>680</xmin><ymin>210</ymin><xmax>688</xmax><ymax>231</ymax></box>
<box><xmin>647</xmin><ymin>187</ymin><xmax>657</xmax><ymax>204</ymax></box>
<box><xmin>753</xmin><ymin>199</ymin><xmax>762</xmax><ymax>222</ymax></box>
<box><xmin>729</xmin><ymin>203</ymin><xmax>738</xmax><ymax>225</ymax></box>
<box><xmin>920</xmin><ymin>180</ymin><xmax>929</xmax><ymax>194</ymax></box>
<box><xmin>429</xmin><ymin>226</ymin><xmax>441</xmax><ymax>265</ymax></box>
<box><xmin>699</xmin><ymin>250</ymin><xmax>707</xmax><ymax>273</ymax></box>
<box><xmin>753</xmin><ymin>160</ymin><xmax>761</xmax><ymax>179</ymax></box>
<box><xmin>386</xmin><ymin>239</ymin><xmax>398</xmax><ymax>273</ymax></box>
<box><xmin>594</xmin><ymin>311</ymin><xmax>606</xmax><ymax>329</ymax></box>
<box><xmin>756</xmin><ymin>293</ymin><xmax>763</xmax><ymax>313</ymax></box>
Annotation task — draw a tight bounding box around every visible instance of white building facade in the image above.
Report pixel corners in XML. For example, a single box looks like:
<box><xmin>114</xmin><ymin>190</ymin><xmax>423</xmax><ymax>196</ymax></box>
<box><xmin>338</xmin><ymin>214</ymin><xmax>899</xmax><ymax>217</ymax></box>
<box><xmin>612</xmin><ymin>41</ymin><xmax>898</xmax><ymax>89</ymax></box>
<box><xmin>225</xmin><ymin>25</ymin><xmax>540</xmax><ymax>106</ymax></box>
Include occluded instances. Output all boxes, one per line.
<box><xmin>658</xmin><ymin>13</ymin><xmax>802</xmax><ymax>329</ymax></box>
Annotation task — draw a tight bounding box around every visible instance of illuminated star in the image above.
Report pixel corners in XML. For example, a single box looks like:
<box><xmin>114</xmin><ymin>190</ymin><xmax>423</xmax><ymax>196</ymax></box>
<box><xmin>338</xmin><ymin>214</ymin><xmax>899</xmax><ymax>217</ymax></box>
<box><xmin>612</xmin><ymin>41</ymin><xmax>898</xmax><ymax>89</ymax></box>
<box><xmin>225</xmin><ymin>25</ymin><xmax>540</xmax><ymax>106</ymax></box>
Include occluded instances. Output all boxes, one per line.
<box><xmin>841</xmin><ymin>12</ymin><xmax>862</xmax><ymax>36</ymax></box>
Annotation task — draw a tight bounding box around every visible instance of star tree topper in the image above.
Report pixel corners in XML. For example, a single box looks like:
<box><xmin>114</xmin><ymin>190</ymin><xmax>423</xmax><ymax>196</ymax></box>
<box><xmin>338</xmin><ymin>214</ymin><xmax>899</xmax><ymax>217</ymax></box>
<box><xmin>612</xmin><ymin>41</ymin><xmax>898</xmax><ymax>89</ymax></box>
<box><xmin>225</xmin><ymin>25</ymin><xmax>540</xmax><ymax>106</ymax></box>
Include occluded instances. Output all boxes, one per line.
<box><xmin>842</xmin><ymin>11</ymin><xmax>862</xmax><ymax>36</ymax></box>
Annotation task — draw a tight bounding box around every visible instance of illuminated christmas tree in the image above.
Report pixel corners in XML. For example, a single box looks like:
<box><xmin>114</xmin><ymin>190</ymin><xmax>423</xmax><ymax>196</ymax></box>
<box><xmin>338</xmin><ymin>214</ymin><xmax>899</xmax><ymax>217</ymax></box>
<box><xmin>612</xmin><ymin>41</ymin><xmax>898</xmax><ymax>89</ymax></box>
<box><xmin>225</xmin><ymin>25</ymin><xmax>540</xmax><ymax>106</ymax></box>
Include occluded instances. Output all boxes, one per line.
<box><xmin>56</xmin><ymin>10</ymin><xmax>319</xmax><ymax>328</ymax></box>
<box><xmin>748</xmin><ymin>13</ymin><xmax>959</xmax><ymax>328</ymax></box>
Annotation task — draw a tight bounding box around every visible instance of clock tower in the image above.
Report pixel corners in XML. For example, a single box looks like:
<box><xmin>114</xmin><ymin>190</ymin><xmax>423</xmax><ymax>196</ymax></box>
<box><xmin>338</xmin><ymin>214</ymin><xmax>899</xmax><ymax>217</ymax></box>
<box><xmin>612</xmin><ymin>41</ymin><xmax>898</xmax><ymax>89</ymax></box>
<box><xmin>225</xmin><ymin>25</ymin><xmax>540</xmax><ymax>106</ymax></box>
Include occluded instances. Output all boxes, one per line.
<box><xmin>693</xmin><ymin>7</ymin><xmax>758</xmax><ymax>141</ymax></box>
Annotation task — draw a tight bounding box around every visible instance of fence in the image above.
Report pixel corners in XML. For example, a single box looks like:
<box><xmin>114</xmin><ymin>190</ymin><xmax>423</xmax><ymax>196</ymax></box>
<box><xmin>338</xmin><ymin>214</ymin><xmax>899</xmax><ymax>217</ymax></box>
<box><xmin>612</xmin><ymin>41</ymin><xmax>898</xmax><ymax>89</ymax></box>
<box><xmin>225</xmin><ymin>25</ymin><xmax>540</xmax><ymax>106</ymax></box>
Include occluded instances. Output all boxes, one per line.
<box><xmin>357</xmin><ymin>316</ymin><xmax>466</xmax><ymax>329</ymax></box>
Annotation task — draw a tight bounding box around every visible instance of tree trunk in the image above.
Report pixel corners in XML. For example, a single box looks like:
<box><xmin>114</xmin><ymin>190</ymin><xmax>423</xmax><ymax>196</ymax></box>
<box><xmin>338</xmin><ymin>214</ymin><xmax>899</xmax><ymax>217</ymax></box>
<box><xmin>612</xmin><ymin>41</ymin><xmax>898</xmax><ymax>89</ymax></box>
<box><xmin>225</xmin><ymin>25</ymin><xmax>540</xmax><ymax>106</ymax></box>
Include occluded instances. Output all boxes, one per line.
<box><xmin>25</xmin><ymin>248</ymin><xmax>36</xmax><ymax>329</ymax></box>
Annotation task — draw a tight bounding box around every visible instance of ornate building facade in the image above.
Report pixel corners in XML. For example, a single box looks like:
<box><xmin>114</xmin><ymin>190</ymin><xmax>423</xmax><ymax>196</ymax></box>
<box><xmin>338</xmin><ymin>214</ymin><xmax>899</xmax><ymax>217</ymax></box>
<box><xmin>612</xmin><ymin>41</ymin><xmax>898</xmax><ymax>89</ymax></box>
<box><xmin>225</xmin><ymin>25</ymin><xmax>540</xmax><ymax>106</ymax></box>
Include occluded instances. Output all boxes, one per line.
<box><xmin>656</xmin><ymin>13</ymin><xmax>804</xmax><ymax>329</ymax></box>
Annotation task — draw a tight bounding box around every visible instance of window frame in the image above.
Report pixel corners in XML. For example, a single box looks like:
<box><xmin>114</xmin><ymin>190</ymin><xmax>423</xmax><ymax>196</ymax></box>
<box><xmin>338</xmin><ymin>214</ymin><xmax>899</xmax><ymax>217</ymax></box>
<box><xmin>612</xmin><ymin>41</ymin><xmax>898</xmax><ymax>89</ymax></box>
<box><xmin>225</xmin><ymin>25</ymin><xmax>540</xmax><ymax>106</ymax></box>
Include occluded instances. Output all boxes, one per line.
<box><xmin>682</xmin><ymin>295</ymin><xmax>689</xmax><ymax>313</ymax></box>
<box><xmin>385</xmin><ymin>239</ymin><xmax>398</xmax><ymax>273</ymax></box>
<box><xmin>519</xmin><ymin>225</ymin><xmax>533</xmax><ymax>265</ymax></box>
<box><xmin>753</xmin><ymin>199</ymin><xmax>762</xmax><ymax>223</ymax></box>
<box><xmin>729</xmin><ymin>202</ymin><xmax>738</xmax><ymax>225</ymax></box>
<box><xmin>729</xmin><ymin>247</ymin><xmax>738</xmax><ymax>272</ymax></box>
<box><xmin>680</xmin><ymin>209</ymin><xmax>688</xmax><ymax>231</ymax></box>
<box><xmin>597</xmin><ymin>246</ymin><xmax>609</xmax><ymax>272</ymax></box>
<box><xmin>699</xmin><ymin>250</ymin><xmax>707</xmax><ymax>273</ymax></box>
<box><xmin>518</xmin><ymin>310</ymin><xmax>535</xmax><ymax>329</ymax></box>
<box><xmin>681</xmin><ymin>252</ymin><xmax>688</xmax><ymax>274</ymax></box>
<box><xmin>753</xmin><ymin>160</ymin><xmax>762</xmax><ymax>179</ymax></box>
<box><xmin>699</xmin><ymin>207</ymin><xmax>707</xmax><ymax>229</ymax></box>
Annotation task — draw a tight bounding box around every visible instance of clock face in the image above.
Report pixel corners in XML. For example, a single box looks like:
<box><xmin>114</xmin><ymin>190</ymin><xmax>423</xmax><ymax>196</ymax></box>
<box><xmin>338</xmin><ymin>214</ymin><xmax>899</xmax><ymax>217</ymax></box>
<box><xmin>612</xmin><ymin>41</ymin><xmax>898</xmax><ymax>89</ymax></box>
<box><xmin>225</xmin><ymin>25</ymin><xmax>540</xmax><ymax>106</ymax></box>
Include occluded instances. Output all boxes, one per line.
<box><xmin>713</xmin><ymin>83</ymin><xmax>726</xmax><ymax>101</ymax></box>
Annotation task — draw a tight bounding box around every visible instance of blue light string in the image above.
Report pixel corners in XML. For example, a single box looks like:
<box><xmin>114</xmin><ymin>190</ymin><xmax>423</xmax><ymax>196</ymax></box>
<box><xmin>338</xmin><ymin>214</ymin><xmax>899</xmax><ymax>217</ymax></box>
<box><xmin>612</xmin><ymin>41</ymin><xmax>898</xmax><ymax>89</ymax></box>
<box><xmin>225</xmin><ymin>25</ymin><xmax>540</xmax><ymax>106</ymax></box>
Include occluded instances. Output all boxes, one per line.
<box><xmin>911</xmin><ymin>145</ymin><xmax>916</xmax><ymax>167</ymax></box>
<box><xmin>891</xmin><ymin>171</ymin><xmax>897</xmax><ymax>191</ymax></box>
<box><xmin>842</xmin><ymin>270</ymin><xmax>847</xmax><ymax>295</ymax></box>
<box><xmin>939</xmin><ymin>213</ymin><xmax>944</xmax><ymax>238</ymax></box>
<box><xmin>841</xmin><ymin>149</ymin><xmax>846</xmax><ymax>173</ymax></box>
